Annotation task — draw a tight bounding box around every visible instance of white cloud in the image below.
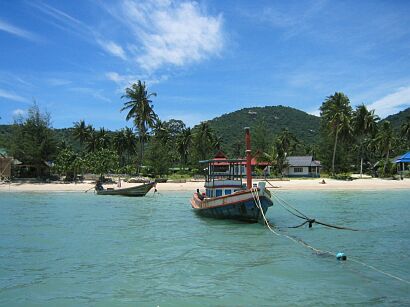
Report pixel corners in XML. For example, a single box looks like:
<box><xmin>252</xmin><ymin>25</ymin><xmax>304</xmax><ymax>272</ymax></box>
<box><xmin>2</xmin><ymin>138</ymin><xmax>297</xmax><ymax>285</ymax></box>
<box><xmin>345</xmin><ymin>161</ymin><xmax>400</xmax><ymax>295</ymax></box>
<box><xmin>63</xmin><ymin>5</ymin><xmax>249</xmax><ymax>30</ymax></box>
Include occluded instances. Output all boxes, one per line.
<box><xmin>111</xmin><ymin>0</ymin><xmax>224</xmax><ymax>71</ymax></box>
<box><xmin>30</xmin><ymin>2</ymin><xmax>127</xmax><ymax>60</ymax></box>
<box><xmin>0</xmin><ymin>19</ymin><xmax>40</xmax><ymax>41</ymax></box>
<box><xmin>367</xmin><ymin>86</ymin><xmax>410</xmax><ymax>118</ymax></box>
<box><xmin>106</xmin><ymin>71</ymin><xmax>168</xmax><ymax>89</ymax></box>
<box><xmin>68</xmin><ymin>87</ymin><xmax>111</xmax><ymax>103</ymax></box>
<box><xmin>46</xmin><ymin>78</ymin><xmax>72</xmax><ymax>86</ymax></box>
<box><xmin>96</xmin><ymin>39</ymin><xmax>127</xmax><ymax>60</ymax></box>
<box><xmin>0</xmin><ymin>89</ymin><xmax>29</xmax><ymax>103</ymax></box>
<box><xmin>12</xmin><ymin>109</ymin><xmax>26</xmax><ymax>117</ymax></box>
<box><xmin>307</xmin><ymin>108</ymin><xmax>320</xmax><ymax>117</ymax></box>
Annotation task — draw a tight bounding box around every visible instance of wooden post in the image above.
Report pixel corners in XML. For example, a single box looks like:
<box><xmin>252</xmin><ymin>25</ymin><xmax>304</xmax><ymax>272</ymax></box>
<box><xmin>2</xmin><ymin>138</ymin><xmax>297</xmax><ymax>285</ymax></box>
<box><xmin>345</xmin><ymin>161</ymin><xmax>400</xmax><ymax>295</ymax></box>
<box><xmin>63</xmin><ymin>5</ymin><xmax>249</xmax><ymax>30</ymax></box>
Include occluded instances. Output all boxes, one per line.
<box><xmin>245</xmin><ymin>127</ymin><xmax>252</xmax><ymax>189</ymax></box>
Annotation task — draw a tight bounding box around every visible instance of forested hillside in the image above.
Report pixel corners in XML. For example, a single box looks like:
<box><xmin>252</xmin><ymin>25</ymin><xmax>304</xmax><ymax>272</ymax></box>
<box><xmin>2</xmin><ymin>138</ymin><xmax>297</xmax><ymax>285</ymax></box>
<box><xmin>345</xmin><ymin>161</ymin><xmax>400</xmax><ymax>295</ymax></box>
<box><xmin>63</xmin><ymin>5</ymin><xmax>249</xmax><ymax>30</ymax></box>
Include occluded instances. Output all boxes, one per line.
<box><xmin>205</xmin><ymin>105</ymin><xmax>320</xmax><ymax>151</ymax></box>
<box><xmin>383</xmin><ymin>107</ymin><xmax>410</xmax><ymax>131</ymax></box>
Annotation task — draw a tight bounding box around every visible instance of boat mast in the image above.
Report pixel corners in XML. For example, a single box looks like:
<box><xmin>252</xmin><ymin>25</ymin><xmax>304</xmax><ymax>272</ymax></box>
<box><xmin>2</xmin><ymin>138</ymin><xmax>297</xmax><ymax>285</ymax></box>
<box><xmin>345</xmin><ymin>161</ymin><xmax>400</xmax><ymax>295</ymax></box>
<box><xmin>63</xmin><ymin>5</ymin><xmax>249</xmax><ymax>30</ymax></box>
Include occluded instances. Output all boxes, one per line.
<box><xmin>245</xmin><ymin>127</ymin><xmax>252</xmax><ymax>189</ymax></box>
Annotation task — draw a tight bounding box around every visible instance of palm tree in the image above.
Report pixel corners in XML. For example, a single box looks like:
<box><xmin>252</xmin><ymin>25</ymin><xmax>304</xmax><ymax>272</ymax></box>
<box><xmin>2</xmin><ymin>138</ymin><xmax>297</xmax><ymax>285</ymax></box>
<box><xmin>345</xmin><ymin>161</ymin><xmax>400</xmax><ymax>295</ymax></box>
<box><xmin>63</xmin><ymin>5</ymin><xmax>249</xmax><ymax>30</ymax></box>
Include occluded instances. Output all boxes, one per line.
<box><xmin>121</xmin><ymin>81</ymin><xmax>157</xmax><ymax>171</ymax></box>
<box><xmin>153</xmin><ymin>119</ymin><xmax>171</xmax><ymax>144</ymax></box>
<box><xmin>212</xmin><ymin>135</ymin><xmax>223</xmax><ymax>151</ymax></box>
<box><xmin>97</xmin><ymin>128</ymin><xmax>110</xmax><ymax>149</ymax></box>
<box><xmin>86</xmin><ymin>128</ymin><xmax>98</xmax><ymax>153</ymax></box>
<box><xmin>177</xmin><ymin>128</ymin><xmax>192</xmax><ymax>169</ymax></box>
<box><xmin>123</xmin><ymin>127</ymin><xmax>137</xmax><ymax>164</ymax></box>
<box><xmin>352</xmin><ymin>104</ymin><xmax>379</xmax><ymax>177</ymax></box>
<box><xmin>276</xmin><ymin>128</ymin><xmax>298</xmax><ymax>156</ymax></box>
<box><xmin>320</xmin><ymin>92</ymin><xmax>353</xmax><ymax>175</ymax></box>
<box><xmin>195</xmin><ymin>122</ymin><xmax>215</xmax><ymax>160</ymax></box>
<box><xmin>263</xmin><ymin>142</ymin><xmax>288</xmax><ymax>177</ymax></box>
<box><xmin>73</xmin><ymin>120</ymin><xmax>91</xmax><ymax>149</ymax></box>
<box><xmin>401</xmin><ymin>116</ymin><xmax>410</xmax><ymax>149</ymax></box>
<box><xmin>113</xmin><ymin>130</ymin><xmax>127</xmax><ymax>164</ymax></box>
<box><xmin>374</xmin><ymin>121</ymin><xmax>395</xmax><ymax>175</ymax></box>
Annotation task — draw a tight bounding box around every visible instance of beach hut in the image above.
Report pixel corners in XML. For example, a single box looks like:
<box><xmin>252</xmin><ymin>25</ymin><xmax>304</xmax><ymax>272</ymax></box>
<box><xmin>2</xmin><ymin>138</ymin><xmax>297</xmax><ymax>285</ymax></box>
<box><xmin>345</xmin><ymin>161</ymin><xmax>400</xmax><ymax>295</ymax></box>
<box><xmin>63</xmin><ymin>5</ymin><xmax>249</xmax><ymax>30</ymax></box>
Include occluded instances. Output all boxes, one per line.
<box><xmin>395</xmin><ymin>151</ymin><xmax>410</xmax><ymax>173</ymax></box>
<box><xmin>283</xmin><ymin>156</ymin><xmax>321</xmax><ymax>178</ymax></box>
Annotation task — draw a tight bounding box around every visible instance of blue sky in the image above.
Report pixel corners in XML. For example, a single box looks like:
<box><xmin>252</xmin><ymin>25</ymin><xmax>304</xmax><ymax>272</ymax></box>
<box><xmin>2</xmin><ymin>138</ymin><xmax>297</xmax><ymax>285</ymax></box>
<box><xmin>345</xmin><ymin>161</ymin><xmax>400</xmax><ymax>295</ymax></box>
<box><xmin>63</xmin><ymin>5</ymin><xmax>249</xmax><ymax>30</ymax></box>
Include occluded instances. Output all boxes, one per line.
<box><xmin>1</xmin><ymin>0</ymin><xmax>410</xmax><ymax>130</ymax></box>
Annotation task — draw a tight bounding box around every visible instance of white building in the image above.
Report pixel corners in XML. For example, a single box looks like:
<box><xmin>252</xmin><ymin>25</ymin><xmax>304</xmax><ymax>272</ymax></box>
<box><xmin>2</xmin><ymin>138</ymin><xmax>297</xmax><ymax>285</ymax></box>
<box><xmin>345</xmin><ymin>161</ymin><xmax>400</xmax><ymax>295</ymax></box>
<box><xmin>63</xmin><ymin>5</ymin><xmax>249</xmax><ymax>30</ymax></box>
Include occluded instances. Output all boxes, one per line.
<box><xmin>283</xmin><ymin>156</ymin><xmax>321</xmax><ymax>177</ymax></box>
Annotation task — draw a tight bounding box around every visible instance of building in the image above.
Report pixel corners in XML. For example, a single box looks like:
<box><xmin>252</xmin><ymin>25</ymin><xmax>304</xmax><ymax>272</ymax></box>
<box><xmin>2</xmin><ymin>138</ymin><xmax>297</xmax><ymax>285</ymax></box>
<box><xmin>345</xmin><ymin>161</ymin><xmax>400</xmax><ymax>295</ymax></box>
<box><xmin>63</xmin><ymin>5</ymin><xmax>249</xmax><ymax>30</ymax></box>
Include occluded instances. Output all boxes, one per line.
<box><xmin>395</xmin><ymin>151</ymin><xmax>410</xmax><ymax>173</ymax></box>
<box><xmin>283</xmin><ymin>156</ymin><xmax>321</xmax><ymax>177</ymax></box>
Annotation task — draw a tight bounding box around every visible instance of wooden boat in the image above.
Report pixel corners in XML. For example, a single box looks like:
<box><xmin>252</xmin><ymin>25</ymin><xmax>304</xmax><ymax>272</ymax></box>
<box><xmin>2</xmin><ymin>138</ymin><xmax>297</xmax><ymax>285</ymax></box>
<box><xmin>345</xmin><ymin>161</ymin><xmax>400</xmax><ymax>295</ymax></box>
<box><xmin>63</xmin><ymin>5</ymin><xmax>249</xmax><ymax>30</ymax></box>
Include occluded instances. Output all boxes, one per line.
<box><xmin>96</xmin><ymin>182</ymin><xmax>155</xmax><ymax>197</ymax></box>
<box><xmin>190</xmin><ymin>128</ymin><xmax>273</xmax><ymax>222</ymax></box>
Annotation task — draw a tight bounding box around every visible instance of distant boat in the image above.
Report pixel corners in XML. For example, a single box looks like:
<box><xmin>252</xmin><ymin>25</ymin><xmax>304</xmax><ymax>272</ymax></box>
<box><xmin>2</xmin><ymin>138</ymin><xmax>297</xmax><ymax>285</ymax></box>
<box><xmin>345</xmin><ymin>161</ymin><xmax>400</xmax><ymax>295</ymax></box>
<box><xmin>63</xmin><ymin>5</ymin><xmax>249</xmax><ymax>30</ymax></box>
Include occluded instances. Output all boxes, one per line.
<box><xmin>96</xmin><ymin>182</ymin><xmax>156</xmax><ymax>197</ymax></box>
<box><xmin>190</xmin><ymin>128</ymin><xmax>273</xmax><ymax>222</ymax></box>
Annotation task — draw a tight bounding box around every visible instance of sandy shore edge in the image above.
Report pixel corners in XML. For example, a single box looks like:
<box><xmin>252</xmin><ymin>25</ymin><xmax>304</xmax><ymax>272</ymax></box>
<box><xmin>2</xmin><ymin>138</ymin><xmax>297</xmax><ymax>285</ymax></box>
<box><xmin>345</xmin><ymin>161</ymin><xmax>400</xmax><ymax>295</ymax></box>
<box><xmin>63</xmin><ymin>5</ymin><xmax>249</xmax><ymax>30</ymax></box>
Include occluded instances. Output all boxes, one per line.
<box><xmin>0</xmin><ymin>178</ymin><xmax>409</xmax><ymax>193</ymax></box>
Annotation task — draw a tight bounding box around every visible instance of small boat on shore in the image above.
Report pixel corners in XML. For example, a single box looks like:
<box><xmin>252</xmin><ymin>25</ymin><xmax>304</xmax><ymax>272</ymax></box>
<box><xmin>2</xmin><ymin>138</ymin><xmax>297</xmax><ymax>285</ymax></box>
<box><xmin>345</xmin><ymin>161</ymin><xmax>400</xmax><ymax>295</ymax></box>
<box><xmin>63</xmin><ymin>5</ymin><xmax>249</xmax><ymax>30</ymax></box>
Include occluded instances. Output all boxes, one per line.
<box><xmin>96</xmin><ymin>181</ymin><xmax>156</xmax><ymax>197</ymax></box>
<box><xmin>190</xmin><ymin>128</ymin><xmax>273</xmax><ymax>222</ymax></box>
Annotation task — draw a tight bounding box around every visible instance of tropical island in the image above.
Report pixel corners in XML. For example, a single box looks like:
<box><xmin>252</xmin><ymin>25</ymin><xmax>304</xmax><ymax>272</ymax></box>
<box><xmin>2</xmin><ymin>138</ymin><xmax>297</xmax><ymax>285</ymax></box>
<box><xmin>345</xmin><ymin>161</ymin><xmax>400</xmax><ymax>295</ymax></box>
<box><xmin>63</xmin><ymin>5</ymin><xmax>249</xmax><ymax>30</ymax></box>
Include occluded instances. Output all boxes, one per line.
<box><xmin>1</xmin><ymin>81</ymin><xmax>409</xmax><ymax>193</ymax></box>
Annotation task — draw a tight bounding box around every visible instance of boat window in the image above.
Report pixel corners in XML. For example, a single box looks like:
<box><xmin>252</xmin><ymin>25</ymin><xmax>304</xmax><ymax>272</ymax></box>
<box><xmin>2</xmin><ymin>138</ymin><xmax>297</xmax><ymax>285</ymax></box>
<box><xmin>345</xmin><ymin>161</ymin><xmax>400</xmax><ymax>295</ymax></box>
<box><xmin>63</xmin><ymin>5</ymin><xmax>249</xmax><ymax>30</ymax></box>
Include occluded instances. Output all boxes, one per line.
<box><xmin>216</xmin><ymin>189</ymin><xmax>222</xmax><ymax>197</ymax></box>
<box><xmin>225</xmin><ymin>189</ymin><xmax>232</xmax><ymax>195</ymax></box>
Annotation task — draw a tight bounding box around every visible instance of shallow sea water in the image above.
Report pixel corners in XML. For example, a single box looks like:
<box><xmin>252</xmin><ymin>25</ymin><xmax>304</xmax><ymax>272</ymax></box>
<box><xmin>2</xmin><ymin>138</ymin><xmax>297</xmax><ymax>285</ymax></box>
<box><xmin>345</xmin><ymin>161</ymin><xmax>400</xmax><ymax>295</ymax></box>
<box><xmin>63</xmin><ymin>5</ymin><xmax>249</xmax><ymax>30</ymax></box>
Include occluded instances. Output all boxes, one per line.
<box><xmin>0</xmin><ymin>190</ymin><xmax>409</xmax><ymax>306</ymax></box>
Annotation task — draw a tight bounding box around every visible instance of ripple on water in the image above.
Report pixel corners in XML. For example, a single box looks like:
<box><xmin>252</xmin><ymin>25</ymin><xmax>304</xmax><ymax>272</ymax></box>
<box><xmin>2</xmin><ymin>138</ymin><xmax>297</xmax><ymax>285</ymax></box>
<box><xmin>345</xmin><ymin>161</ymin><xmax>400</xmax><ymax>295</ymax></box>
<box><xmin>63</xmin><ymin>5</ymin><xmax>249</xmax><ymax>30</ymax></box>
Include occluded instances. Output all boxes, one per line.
<box><xmin>0</xmin><ymin>190</ymin><xmax>410</xmax><ymax>306</ymax></box>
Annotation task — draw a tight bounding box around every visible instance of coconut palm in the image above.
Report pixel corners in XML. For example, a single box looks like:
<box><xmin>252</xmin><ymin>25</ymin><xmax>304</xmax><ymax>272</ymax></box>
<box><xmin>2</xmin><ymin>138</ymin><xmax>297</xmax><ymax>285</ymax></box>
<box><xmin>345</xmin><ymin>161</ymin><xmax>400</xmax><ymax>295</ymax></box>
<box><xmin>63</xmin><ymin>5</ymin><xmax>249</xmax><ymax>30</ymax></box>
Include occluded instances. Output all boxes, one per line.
<box><xmin>72</xmin><ymin>120</ymin><xmax>91</xmax><ymax>149</ymax></box>
<box><xmin>153</xmin><ymin>119</ymin><xmax>171</xmax><ymax>144</ymax></box>
<box><xmin>374</xmin><ymin>121</ymin><xmax>395</xmax><ymax>175</ymax></box>
<box><xmin>97</xmin><ymin>128</ymin><xmax>110</xmax><ymax>149</ymax></box>
<box><xmin>212</xmin><ymin>135</ymin><xmax>223</xmax><ymax>151</ymax></box>
<box><xmin>113</xmin><ymin>130</ymin><xmax>127</xmax><ymax>160</ymax></box>
<box><xmin>85</xmin><ymin>128</ymin><xmax>98</xmax><ymax>153</ymax></box>
<box><xmin>121</xmin><ymin>81</ymin><xmax>157</xmax><ymax>171</ymax></box>
<box><xmin>194</xmin><ymin>122</ymin><xmax>215</xmax><ymax>160</ymax></box>
<box><xmin>401</xmin><ymin>116</ymin><xmax>410</xmax><ymax>149</ymax></box>
<box><xmin>263</xmin><ymin>142</ymin><xmax>288</xmax><ymax>177</ymax></box>
<box><xmin>352</xmin><ymin>104</ymin><xmax>380</xmax><ymax>176</ymax></box>
<box><xmin>123</xmin><ymin>127</ymin><xmax>137</xmax><ymax>162</ymax></box>
<box><xmin>320</xmin><ymin>92</ymin><xmax>353</xmax><ymax>175</ymax></box>
<box><xmin>276</xmin><ymin>128</ymin><xmax>298</xmax><ymax>156</ymax></box>
<box><xmin>177</xmin><ymin>127</ymin><xmax>192</xmax><ymax>169</ymax></box>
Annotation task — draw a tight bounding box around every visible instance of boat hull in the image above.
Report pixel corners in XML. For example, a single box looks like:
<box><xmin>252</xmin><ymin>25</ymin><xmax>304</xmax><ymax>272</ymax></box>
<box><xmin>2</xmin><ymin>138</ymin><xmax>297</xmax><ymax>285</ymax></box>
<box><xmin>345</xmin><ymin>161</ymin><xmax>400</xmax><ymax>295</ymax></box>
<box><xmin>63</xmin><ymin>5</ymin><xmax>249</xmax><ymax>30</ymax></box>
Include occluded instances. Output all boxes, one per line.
<box><xmin>96</xmin><ymin>182</ymin><xmax>155</xmax><ymax>197</ymax></box>
<box><xmin>191</xmin><ymin>189</ymin><xmax>273</xmax><ymax>223</ymax></box>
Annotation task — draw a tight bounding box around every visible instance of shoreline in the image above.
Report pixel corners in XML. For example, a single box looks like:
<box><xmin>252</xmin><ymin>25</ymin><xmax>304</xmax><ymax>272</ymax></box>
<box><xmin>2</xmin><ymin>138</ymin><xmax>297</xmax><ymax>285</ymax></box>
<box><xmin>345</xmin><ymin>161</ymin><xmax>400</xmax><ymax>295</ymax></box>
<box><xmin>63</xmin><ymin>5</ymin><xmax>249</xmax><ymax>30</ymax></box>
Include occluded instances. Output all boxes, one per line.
<box><xmin>1</xmin><ymin>178</ymin><xmax>409</xmax><ymax>193</ymax></box>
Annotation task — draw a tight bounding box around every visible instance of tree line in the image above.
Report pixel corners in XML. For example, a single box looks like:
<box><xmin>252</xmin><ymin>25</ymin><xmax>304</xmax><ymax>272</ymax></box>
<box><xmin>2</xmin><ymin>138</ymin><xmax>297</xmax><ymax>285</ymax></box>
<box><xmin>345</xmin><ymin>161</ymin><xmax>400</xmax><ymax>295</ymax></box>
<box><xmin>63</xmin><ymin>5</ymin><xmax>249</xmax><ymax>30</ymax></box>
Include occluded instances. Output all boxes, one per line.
<box><xmin>4</xmin><ymin>84</ymin><xmax>410</xmax><ymax>180</ymax></box>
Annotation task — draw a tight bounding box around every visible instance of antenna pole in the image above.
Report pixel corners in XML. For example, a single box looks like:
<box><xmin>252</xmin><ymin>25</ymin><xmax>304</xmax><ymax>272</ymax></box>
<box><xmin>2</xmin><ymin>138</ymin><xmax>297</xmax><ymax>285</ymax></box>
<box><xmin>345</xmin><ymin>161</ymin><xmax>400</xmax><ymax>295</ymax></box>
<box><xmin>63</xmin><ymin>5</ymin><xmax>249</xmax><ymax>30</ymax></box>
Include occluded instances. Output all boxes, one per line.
<box><xmin>245</xmin><ymin>127</ymin><xmax>252</xmax><ymax>189</ymax></box>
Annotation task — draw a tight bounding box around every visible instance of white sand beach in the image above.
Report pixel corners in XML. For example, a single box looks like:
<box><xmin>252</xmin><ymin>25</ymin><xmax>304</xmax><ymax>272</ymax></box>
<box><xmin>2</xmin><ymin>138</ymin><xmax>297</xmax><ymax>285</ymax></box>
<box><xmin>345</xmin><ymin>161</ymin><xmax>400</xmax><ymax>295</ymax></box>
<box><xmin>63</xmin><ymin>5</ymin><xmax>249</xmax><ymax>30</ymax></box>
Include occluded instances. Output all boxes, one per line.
<box><xmin>1</xmin><ymin>178</ymin><xmax>409</xmax><ymax>193</ymax></box>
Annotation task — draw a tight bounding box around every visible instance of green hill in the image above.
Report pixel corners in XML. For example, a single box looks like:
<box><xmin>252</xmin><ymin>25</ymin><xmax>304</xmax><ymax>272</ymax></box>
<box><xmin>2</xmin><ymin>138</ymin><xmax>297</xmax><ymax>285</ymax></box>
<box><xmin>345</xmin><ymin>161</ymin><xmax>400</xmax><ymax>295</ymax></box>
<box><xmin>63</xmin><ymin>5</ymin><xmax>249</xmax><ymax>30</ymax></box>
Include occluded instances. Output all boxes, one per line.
<box><xmin>204</xmin><ymin>105</ymin><xmax>321</xmax><ymax>152</ymax></box>
<box><xmin>383</xmin><ymin>107</ymin><xmax>410</xmax><ymax>131</ymax></box>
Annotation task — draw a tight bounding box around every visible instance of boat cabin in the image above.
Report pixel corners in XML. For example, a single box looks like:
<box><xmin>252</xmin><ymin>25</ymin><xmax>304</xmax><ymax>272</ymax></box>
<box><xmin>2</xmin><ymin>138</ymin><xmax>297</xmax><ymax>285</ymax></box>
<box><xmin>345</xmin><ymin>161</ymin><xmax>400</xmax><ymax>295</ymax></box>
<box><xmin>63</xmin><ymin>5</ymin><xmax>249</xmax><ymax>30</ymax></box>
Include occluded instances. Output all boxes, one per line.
<box><xmin>200</xmin><ymin>155</ymin><xmax>246</xmax><ymax>198</ymax></box>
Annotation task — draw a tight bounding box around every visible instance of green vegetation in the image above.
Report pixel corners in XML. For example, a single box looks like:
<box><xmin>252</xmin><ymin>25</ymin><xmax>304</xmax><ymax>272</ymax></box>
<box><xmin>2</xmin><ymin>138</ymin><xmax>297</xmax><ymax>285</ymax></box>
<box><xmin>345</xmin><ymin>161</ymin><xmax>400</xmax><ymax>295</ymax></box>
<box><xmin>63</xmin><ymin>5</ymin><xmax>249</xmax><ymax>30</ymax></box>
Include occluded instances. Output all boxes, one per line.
<box><xmin>383</xmin><ymin>107</ymin><xmax>410</xmax><ymax>131</ymax></box>
<box><xmin>9</xmin><ymin>104</ymin><xmax>57</xmax><ymax>177</ymax></box>
<box><xmin>206</xmin><ymin>105</ymin><xmax>320</xmax><ymax>157</ymax></box>
<box><xmin>1</xmin><ymin>86</ymin><xmax>409</xmax><ymax>180</ymax></box>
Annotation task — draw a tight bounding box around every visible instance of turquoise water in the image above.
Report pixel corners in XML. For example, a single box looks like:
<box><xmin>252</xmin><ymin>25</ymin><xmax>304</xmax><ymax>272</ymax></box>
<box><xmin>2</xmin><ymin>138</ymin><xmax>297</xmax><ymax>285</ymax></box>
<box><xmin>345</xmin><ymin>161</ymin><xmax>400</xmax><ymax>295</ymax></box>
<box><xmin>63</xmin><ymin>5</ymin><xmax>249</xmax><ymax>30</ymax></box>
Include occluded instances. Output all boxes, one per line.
<box><xmin>1</xmin><ymin>190</ymin><xmax>410</xmax><ymax>306</ymax></box>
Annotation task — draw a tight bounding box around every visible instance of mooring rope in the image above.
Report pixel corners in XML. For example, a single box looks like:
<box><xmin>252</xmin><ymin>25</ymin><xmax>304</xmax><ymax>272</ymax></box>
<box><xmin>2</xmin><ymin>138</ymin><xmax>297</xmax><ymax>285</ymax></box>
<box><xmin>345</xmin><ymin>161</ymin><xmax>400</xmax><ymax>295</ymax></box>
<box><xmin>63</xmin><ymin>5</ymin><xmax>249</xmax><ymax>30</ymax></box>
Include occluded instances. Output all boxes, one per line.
<box><xmin>269</xmin><ymin>190</ymin><xmax>359</xmax><ymax>231</ymax></box>
<box><xmin>251</xmin><ymin>188</ymin><xmax>410</xmax><ymax>285</ymax></box>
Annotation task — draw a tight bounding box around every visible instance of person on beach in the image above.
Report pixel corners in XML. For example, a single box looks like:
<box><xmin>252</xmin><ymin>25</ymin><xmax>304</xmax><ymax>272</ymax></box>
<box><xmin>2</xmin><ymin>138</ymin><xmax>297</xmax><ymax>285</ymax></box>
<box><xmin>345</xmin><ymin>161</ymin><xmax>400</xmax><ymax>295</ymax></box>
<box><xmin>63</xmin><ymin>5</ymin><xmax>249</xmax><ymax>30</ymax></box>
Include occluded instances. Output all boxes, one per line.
<box><xmin>95</xmin><ymin>180</ymin><xmax>104</xmax><ymax>191</ymax></box>
<box><xmin>320</xmin><ymin>179</ymin><xmax>326</xmax><ymax>184</ymax></box>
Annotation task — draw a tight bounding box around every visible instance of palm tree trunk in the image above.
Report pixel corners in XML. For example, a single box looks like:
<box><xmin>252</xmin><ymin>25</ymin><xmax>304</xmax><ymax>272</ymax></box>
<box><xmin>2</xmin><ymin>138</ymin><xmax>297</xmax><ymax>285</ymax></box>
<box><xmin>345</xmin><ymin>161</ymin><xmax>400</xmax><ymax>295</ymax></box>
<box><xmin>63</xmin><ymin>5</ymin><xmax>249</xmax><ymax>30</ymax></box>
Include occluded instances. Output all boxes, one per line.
<box><xmin>360</xmin><ymin>157</ymin><xmax>363</xmax><ymax>178</ymax></box>
<box><xmin>383</xmin><ymin>146</ymin><xmax>390</xmax><ymax>175</ymax></box>
<box><xmin>332</xmin><ymin>129</ymin><xmax>339</xmax><ymax>175</ymax></box>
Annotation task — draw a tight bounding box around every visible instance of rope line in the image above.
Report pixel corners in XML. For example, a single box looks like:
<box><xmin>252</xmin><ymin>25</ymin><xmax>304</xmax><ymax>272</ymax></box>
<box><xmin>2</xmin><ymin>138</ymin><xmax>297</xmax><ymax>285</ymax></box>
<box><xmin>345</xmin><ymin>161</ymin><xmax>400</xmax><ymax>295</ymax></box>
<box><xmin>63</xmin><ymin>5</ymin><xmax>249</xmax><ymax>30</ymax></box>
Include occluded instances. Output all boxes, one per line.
<box><xmin>269</xmin><ymin>189</ymin><xmax>359</xmax><ymax>231</ymax></box>
<box><xmin>251</xmin><ymin>188</ymin><xmax>410</xmax><ymax>285</ymax></box>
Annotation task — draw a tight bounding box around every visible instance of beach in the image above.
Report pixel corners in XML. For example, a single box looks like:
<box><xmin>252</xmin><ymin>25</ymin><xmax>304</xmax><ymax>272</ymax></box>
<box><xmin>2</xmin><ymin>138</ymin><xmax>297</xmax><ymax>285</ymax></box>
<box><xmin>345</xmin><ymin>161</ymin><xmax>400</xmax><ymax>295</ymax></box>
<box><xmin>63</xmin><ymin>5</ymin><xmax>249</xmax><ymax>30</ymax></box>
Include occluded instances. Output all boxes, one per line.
<box><xmin>1</xmin><ymin>178</ymin><xmax>409</xmax><ymax>193</ymax></box>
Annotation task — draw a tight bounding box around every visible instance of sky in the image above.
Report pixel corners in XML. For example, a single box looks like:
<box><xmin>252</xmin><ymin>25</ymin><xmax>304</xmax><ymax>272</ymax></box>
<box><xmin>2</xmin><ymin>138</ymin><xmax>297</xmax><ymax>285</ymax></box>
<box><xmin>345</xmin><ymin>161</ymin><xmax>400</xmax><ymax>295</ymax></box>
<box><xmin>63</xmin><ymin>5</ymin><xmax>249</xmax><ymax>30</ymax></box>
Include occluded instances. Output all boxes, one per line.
<box><xmin>0</xmin><ymin>0</ymin><xmax>410</xmax><ymax>130</ymax></box>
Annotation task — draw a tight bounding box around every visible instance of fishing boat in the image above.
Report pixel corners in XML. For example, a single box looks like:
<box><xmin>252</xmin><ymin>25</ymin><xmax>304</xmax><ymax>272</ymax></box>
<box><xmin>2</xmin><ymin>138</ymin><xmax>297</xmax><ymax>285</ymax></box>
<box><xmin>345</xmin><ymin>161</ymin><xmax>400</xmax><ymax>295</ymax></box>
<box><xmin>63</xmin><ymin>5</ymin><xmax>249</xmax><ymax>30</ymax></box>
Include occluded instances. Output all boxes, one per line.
<box><xmin>190</xmin><ymin>128</ymin><xmax>273</xmax><ymax>222</ymax></box>
<box><xmin>95</xmin><ymin>181</ymin><xmax>156</xmax><ymax>197</ymax></box>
